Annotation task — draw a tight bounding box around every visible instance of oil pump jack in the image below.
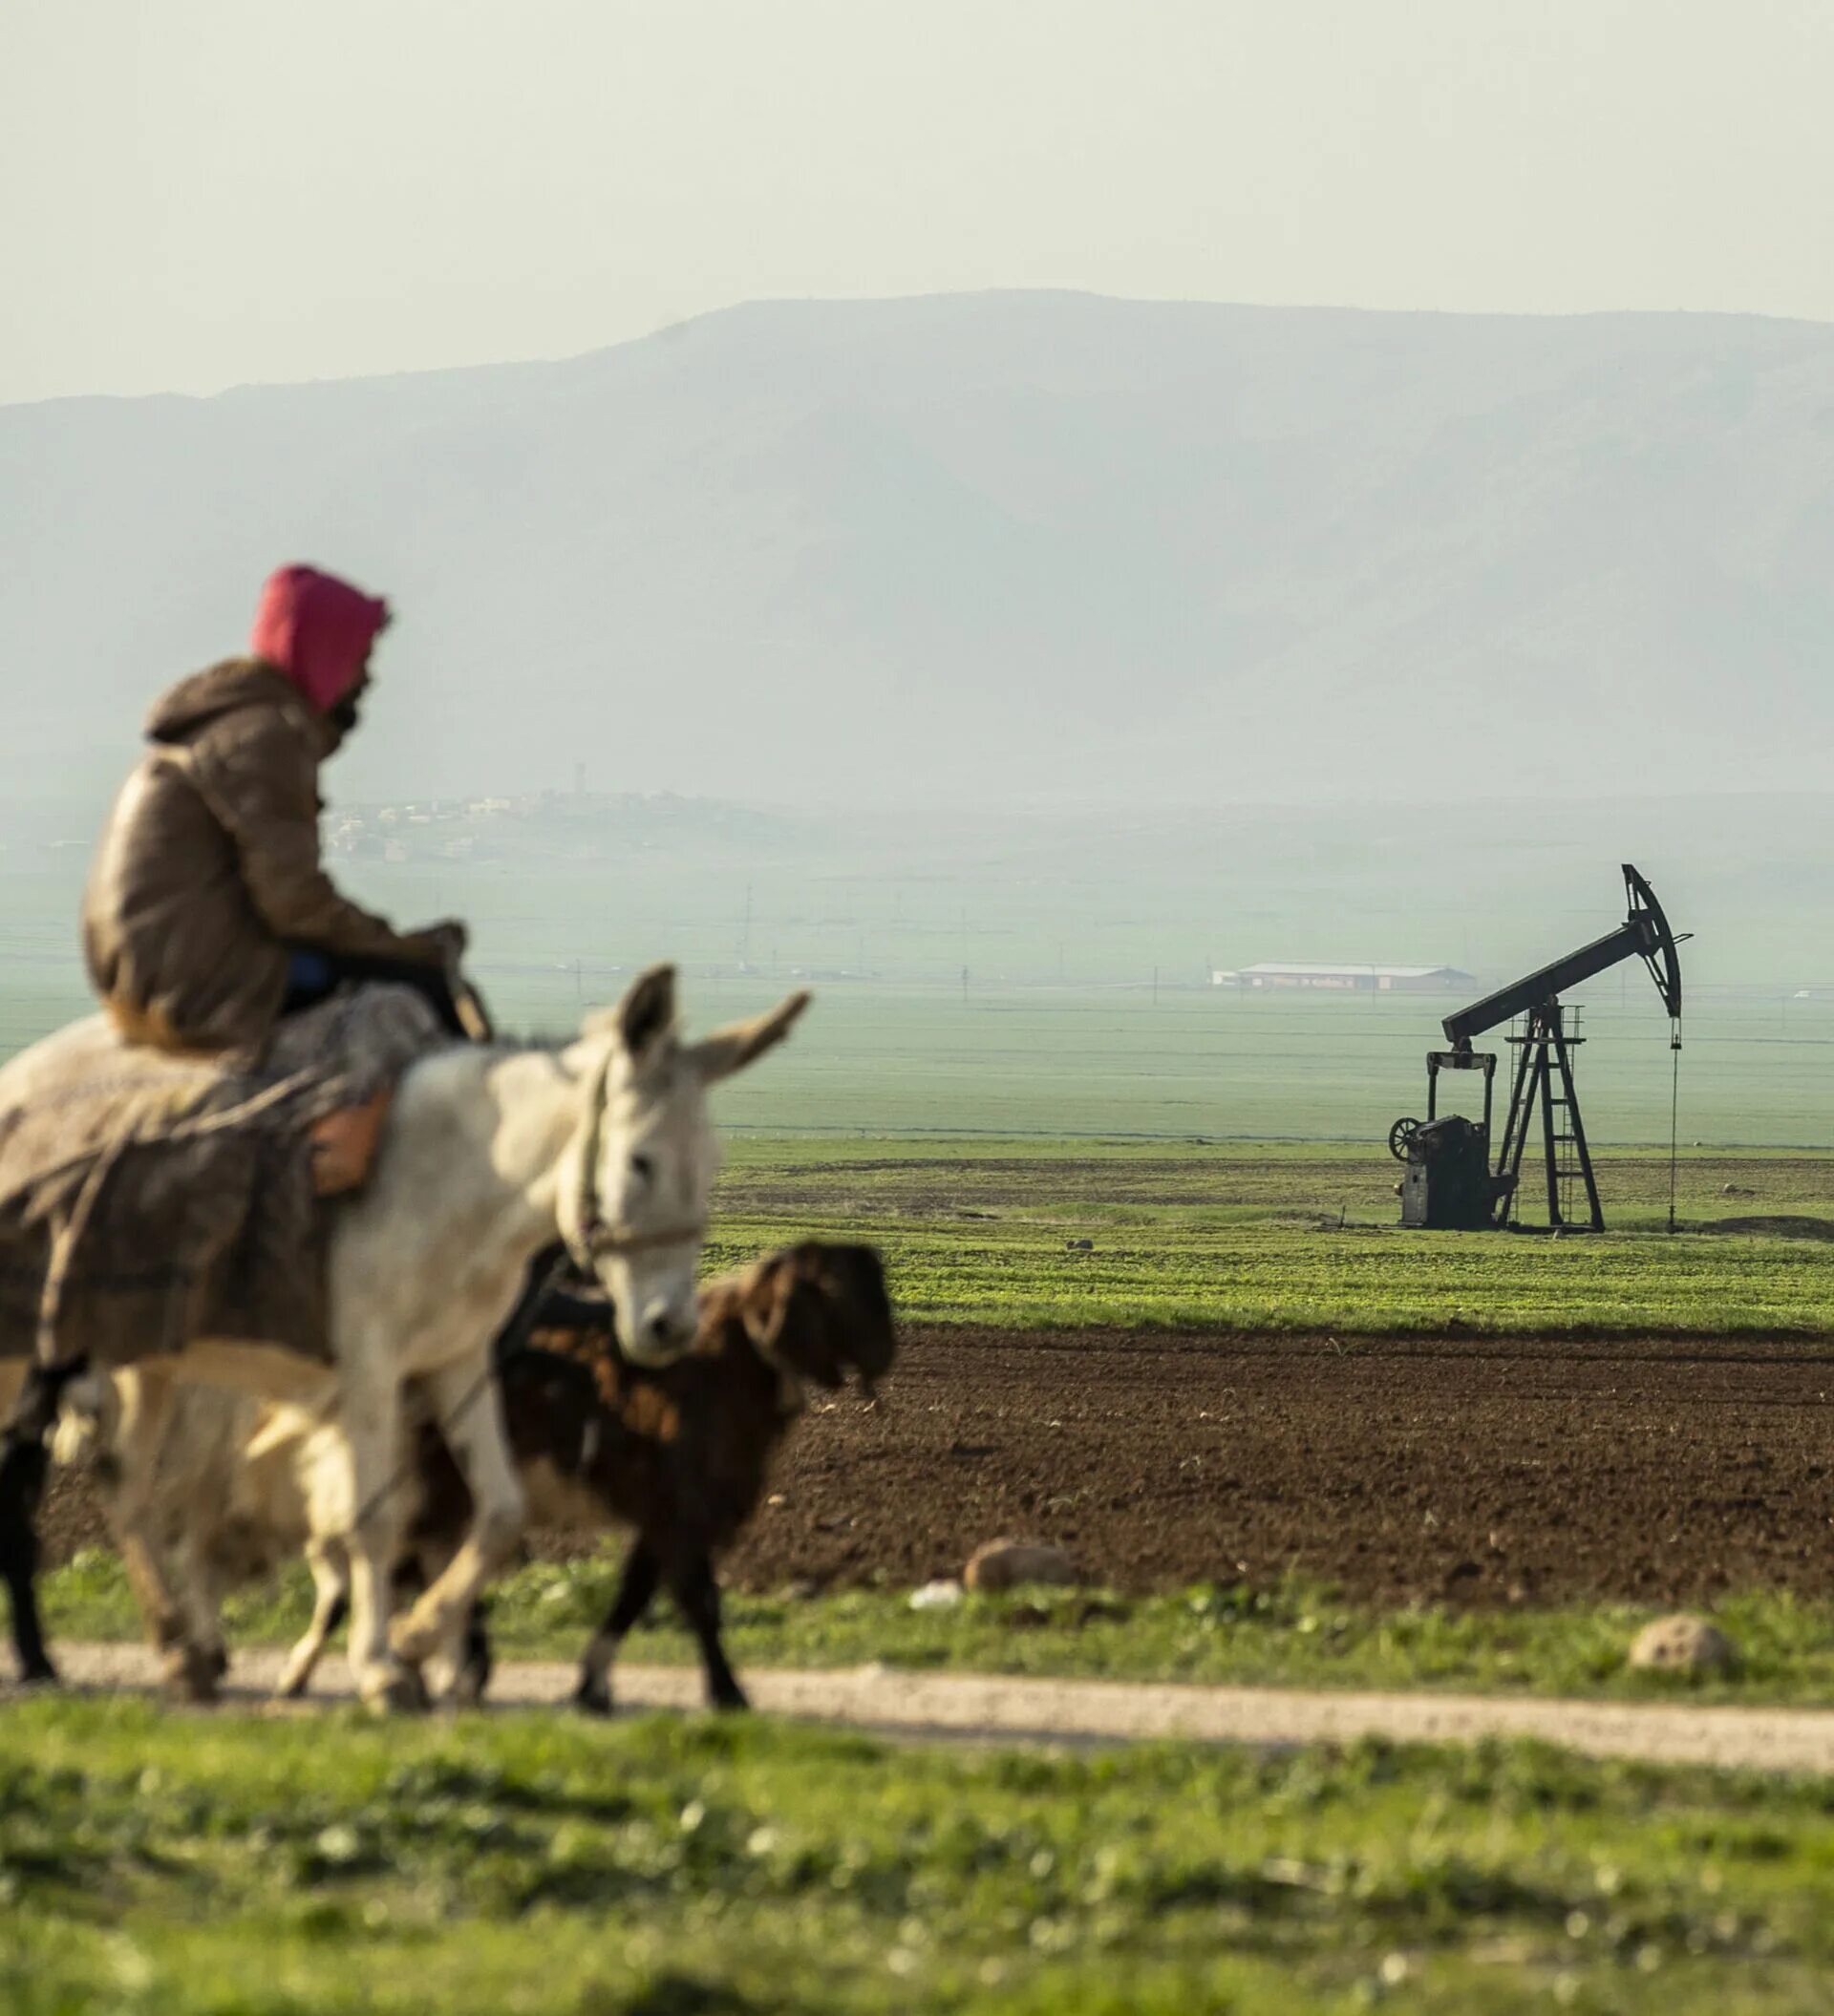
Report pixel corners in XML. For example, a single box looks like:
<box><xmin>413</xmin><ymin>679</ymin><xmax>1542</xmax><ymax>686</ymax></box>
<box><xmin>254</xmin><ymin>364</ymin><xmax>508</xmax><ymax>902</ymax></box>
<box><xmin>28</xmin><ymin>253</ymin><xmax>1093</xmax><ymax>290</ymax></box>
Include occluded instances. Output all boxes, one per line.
<box><xmin>1388</xmin><ymin>865</ymin><xmax>1686</xmax><ymax>1232</ymax></box>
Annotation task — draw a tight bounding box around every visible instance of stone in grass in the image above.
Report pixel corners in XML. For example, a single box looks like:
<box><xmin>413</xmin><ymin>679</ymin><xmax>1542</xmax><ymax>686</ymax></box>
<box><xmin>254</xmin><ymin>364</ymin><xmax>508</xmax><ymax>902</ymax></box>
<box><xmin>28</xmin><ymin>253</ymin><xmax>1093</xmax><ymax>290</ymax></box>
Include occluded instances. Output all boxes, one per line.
<box><xmin>909</xmin><ymin>1579</ymin><xmax>965</xmax><ymax>1611</ymax></box>
<box><xmin>1629</xmin><ymin>1614</ymin><xmax>1738</xmax><ymax>1677</ymax></box>
<box><xmin>964</xmin><ymin>1539</ymin><xmax>1080</xmax><ymax>1593</ymax></box>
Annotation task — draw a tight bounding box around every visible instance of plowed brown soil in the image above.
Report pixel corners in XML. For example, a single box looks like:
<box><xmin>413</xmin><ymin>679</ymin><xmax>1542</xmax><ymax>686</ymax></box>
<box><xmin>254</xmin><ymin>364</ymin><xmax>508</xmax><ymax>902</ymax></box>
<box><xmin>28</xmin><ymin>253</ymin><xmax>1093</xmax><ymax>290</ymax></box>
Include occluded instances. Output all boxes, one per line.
<box><xmin>714</xmin><ymin>1326</ymin><xmax>1834</xmax><ymax>1607</ymax></box>
<box><xmin>40</xmin><ymin>1325</ymin><xmax>1834</xmax><ymax>1609</ymax></box>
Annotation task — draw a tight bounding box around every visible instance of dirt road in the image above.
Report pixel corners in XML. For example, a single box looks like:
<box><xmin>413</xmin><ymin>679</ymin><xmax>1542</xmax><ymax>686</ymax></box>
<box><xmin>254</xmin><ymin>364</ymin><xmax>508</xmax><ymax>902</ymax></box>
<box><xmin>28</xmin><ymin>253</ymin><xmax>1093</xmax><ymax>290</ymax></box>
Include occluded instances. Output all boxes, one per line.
<box><xmin>24</xmin><ymin>1641</ymin><xmax>1834</xmax><ymax>1775</ymax></box>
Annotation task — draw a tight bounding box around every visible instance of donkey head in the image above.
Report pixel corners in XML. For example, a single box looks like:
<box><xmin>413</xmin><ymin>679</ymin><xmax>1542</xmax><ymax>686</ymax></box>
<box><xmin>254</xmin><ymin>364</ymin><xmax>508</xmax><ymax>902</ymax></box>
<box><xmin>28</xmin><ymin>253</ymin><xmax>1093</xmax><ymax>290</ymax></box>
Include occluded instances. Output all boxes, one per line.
<box><xmin>559</xmin><ymin>965</ymin><xmax>809</xmax><ymax>1367</ymax></box>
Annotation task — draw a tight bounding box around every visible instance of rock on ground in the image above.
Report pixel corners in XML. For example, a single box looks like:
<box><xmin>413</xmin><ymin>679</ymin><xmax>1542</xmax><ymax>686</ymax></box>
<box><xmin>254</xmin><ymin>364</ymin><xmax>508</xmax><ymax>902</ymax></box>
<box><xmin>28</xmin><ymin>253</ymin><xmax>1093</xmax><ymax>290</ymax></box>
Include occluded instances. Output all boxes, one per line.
<box><xmin>1630</xmin><ymin>1614</ymin><xmax>1738</xmax><ymax>1676</ymax></box>
<box><xmin>965</xmin><ymin>1539</ymin><xmax>1079</xmax><ymax>1592</ymax></box>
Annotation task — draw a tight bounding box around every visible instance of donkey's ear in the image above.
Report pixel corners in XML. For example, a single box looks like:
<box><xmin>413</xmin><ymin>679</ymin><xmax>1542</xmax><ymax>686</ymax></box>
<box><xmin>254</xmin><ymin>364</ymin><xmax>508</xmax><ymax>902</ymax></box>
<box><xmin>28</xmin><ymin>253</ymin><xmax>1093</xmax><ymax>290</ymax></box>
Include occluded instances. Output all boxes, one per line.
<box><xmin>585</xmin><ymin>964</ymin><xmax>677</xmax><ymax>1061</ymax></box>
<box><xmin>686</xmin><ymin>989</ymin><xmax>810</xmax><ymax>1084</ymax></box>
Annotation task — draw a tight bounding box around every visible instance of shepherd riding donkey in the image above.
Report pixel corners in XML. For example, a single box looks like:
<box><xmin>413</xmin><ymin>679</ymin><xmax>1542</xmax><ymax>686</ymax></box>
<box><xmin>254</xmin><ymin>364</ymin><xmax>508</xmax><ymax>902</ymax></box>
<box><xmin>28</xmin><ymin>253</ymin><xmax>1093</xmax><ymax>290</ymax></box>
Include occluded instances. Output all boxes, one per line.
<box><xmin>0</xmin><ymin>964</ymin><xmax>806</xmax><ymax>1706</ymax></box>
<box><xmin>0</xmin><ymin>563</ymin><xmax>807</xmax><ymax>1707</ymax></box>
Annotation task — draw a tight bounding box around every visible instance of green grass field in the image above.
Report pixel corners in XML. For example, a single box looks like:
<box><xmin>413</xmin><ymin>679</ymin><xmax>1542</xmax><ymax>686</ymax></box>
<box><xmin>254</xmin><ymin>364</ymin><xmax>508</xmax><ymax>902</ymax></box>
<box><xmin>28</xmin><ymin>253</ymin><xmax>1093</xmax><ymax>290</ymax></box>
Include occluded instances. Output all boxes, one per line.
<box><xmin>11</xmin><ymin>1698</ymin><xmax>1834</xmax><ymax>2015</ymax></box>
<box><xmin>10</xmin><ymin>842</ymin><xmax>1834</xmax><ymax>1147</ymax></box>
<box><xmin>697</xmin><ymin>1136</ymin><xmax>1834</xmax><ymax>1335</ymax></box>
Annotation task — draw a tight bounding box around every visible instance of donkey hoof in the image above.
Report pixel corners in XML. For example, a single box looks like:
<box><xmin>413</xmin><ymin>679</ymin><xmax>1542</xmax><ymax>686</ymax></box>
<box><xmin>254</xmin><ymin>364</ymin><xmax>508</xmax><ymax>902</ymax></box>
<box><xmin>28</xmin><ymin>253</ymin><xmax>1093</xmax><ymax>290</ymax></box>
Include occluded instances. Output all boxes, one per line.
<box><xmin>162</xmin><ymin>1643</ymin><xmax>222</xmax><ymax>1705</ymax></box>
<box><xmin>360</xmin><ymin>1664</ymin><xmax>431</xmax><ymax>1716</ymax></box>
<box><xmin>447</xmin><ymin>1661</ymin><xmax>491</xmax><ymax>1709</ymax></box>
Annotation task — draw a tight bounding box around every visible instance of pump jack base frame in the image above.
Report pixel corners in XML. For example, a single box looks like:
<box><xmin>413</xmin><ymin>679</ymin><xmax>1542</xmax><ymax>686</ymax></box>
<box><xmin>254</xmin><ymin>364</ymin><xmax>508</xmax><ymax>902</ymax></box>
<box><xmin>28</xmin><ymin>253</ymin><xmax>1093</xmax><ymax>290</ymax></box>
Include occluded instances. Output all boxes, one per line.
<box><xmin>1428</xmin><ymin>1008</ymin><xmax>1604</xmax><ymax>1232</ymax></box>
<box><xmin>1494</xmin><ymin>1003</ymin><xmax>1603</xmax><ymax>1232</ymax></box>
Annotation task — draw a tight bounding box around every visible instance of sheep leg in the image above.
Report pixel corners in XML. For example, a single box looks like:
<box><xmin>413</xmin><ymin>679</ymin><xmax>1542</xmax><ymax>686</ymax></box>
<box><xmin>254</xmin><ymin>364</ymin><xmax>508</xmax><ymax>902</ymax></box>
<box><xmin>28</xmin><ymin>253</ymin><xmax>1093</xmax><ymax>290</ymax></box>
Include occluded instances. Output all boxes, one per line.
<box><xmin>667</xmin><ymin>1550</ymin><xmax>748</xmax><ymax>1711</ymax></box>
<box><xmin>161</xmin><ymin>1450</ymin><xmax>232</xmax><ymax>1689</ymax></box>
<box><xmin>449</xmin><ymin>1598</ymin><xmax>494</xmax><ymax>1708</ymax></box>
<box><xmin>275</xmin><ymin>1538</ymin><xmax>351</xmax><ymax>1700</ymax></box>
<box><xmin>574</xmin><ymin>1539</ymin><xmax>662</xmax><ymax>1714</ymax></box>
<box><xmin>389</xmin><ymin>1356</ymin><xmax>523</xmax><ymax>1671</ymax></box>
<box><xmin>102</xmin><ymin>1365</ymin><xmax>220</xmax><ymax>1701</ymax></box>
<box><xmin>165</xmin><ymin>1526</ymin><xmax>229</xmax><ymax>1687</ymax></box>
<box><xmin>392</xmin><ymin>1549</ymin><xmax>479</xmax><ymax>1704</ymax></box>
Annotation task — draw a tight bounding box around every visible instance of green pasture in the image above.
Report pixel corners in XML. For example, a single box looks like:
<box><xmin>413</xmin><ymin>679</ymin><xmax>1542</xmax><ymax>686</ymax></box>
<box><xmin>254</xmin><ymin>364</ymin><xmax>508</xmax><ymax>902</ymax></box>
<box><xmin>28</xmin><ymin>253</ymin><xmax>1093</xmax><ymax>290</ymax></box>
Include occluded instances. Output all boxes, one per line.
<box><xmin>8</xmin><ymin>839</ymin><xmax>1834</xmax><ymax>1148</ymax></box>
<box><xmin>10</xmin><ymin>1698</ymin><xmax>1834</xmax><ymax>2015</ymax></box>
<box><xmin>9</xmin><ymin>833</ymin><xmax>1834</xmax><ymax>1335</ymax></box>
<box><xmin>695</xmin><ymin>1136</ymin><xmax>1834</xmax><ymax>1335</ymax></box>
<box><xmin>16</xmin><ymin>832</ymin><xmax>1834</xmax><ymax>1333</ymax></box>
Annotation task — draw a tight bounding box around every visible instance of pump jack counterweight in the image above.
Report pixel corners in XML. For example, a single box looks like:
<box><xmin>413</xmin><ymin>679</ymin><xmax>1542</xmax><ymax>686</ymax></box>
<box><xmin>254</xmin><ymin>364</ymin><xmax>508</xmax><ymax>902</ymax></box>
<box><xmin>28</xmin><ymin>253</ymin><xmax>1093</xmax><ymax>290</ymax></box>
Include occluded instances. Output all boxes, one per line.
<box><xmin>1389</xmin><ymin>865</ymin><xmax>1687</xmax><ymax>1233</ymax></box>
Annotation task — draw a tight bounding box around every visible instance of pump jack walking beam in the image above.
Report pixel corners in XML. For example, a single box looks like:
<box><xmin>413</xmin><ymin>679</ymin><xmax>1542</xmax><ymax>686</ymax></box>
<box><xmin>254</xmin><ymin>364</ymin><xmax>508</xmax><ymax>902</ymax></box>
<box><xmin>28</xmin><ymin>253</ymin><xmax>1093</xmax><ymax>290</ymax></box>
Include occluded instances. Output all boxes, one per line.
<box><xmin>1442</xmin><ymin>866</ymin><xmax>1683</xmax><ymax>1056</ymax></box>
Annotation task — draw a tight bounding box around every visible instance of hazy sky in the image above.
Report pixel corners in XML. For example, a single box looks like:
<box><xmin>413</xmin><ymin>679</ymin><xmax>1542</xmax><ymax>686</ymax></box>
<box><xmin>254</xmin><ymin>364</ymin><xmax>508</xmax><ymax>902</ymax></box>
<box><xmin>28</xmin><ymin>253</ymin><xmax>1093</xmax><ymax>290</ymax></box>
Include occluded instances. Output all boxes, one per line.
<box><xmin>5</xmin><ymin>0</ymin><xmax>1832</xmax><ymax>405</ymax></box>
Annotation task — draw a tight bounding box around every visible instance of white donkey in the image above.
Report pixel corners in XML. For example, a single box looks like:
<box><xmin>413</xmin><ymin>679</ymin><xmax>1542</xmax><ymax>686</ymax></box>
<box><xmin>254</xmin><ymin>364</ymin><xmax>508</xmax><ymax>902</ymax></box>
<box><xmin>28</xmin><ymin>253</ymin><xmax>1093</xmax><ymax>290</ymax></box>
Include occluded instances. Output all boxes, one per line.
<box><xmin>4</xmin><ymin>964</ymin><xmax>806</xmax><ymax>1708</ymax></box>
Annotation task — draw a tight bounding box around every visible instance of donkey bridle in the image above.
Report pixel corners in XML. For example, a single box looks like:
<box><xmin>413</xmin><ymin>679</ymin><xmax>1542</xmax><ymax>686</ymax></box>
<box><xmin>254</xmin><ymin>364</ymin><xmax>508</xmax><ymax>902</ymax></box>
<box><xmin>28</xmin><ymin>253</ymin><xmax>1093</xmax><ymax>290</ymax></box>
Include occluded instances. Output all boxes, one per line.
<box><xmin>564</xmin><ymin>1045</ymin><xmax>704</xmax><ymax>1271</ymax></box>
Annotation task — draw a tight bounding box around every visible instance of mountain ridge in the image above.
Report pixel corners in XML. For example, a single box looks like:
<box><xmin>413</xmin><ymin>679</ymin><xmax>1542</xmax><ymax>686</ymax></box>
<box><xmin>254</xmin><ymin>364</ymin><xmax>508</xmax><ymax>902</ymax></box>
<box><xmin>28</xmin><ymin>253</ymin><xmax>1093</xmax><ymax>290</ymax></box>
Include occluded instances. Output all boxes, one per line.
<box><xmin>13</xmin><ymin>290</ymin><xmax>1834</xmax><ymax>417</ymax></box>
<box><xmin>5</xmin><ymin>290</ymin><xmax>1829</xmax><ymax>817</ymax></box>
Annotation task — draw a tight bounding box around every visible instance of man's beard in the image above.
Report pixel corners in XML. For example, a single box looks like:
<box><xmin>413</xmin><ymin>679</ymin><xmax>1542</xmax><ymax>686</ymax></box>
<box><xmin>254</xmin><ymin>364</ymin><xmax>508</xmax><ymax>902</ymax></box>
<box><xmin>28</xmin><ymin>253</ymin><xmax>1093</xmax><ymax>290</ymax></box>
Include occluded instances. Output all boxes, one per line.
<box><xmin>326</xmin><ymin>693</ymin><xmax>363</xmax><ymax>745</ymax></box>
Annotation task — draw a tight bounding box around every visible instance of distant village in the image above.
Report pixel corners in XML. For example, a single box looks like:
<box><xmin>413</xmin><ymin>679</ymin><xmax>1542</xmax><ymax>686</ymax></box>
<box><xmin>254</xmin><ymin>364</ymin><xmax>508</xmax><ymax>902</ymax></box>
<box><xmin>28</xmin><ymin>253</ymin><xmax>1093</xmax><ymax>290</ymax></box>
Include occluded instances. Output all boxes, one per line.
<box><xmin>322</xmin><ymin>775</ymin><xmax>788</xmax><ymax>867</ymax></box>
<box><xmin>323</xmin><ymin>796</ymin><xmax>514</xmax><ymax>865</ymax></box>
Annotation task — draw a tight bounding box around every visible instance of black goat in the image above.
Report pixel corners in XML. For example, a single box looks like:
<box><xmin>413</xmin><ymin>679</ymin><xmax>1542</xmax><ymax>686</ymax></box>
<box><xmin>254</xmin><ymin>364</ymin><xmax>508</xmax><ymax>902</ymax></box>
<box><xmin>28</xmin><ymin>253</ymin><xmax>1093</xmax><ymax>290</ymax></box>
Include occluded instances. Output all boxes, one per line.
<box><xmin>419</xmin><ymin>1240</ymin><xmax>894</xmax><ymax>1710</ymax></box>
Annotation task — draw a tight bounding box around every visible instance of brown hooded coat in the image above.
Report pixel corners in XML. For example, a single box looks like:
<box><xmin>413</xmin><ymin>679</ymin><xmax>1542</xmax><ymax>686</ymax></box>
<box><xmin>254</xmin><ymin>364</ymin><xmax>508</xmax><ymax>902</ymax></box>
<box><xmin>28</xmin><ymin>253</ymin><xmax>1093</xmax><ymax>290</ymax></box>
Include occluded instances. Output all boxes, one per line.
<box><xmin>82</xmin><ymin>660</ymin><xmax>449</xmax><ymax>1056</ymax></box>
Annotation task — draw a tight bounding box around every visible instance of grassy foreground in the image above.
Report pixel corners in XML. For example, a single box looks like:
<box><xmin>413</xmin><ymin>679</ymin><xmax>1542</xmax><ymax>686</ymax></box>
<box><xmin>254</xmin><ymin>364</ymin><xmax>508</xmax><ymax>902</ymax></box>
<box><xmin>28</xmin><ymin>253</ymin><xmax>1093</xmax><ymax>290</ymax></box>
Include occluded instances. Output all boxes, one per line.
<box><xmin>9</xmin><ymin>1697</ymin><xmax>1834</xmax><ymax>2015</ymax></box>
<box><xmin>41</xmin><ymin>1550</ymin><xmax>1834</xmax><ymax>1708</ymax></box>
<box><xmin>704</xmin><ymin>1137</ymin><xmax>1834</xmax><ymax>1334</ymax></box>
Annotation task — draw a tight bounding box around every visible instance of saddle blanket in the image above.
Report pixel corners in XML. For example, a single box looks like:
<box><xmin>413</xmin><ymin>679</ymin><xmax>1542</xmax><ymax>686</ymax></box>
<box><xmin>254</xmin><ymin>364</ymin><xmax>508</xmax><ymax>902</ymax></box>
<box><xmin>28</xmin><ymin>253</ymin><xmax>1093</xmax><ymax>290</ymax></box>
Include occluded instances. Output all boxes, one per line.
<box><xmin>0</xmin><ymin>986</ymin><xmax>443</xmax><ymax>1369</ymax></box>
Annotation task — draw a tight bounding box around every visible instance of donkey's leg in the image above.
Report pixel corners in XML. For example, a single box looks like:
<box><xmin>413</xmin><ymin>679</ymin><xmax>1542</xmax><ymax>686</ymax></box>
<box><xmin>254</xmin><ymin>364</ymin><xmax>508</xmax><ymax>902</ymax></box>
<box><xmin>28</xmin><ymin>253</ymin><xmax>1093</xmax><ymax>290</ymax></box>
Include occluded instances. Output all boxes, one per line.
<box><xmin>0</xmin><ymin>1363</ymin><xmax>58</xmax><ymax>1685</ymax></box>
<box><xmin>575</xmin><ymin>1538</ymin><xmax>663</xmax><ymax>1715</ymax></box>
<box><xmin>390</xmin><ymin>1355</ymin><xmax>524</xmax><ymax>1669</ymax></box>
<box><xmin>331</xmin><ymin>1365</ymin><xmax>424</xmax><ymax>1713</ymax></box>
<box><xmin>275</xmin><ymin>1537</ymin><xmax>351</xmax><ymax>1700</ymax></box>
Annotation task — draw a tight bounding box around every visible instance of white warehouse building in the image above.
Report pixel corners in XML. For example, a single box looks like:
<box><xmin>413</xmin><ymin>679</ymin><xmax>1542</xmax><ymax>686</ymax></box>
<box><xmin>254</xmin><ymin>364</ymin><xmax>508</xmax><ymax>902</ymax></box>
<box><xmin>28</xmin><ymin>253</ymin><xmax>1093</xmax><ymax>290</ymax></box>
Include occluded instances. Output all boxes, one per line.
<box><xmin>1210</xmin><ymin>962</ymin><xmax>1476</xmax><ymax>994</ymax></box>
